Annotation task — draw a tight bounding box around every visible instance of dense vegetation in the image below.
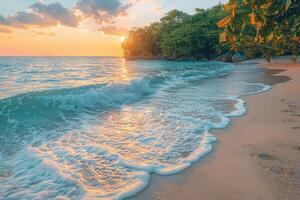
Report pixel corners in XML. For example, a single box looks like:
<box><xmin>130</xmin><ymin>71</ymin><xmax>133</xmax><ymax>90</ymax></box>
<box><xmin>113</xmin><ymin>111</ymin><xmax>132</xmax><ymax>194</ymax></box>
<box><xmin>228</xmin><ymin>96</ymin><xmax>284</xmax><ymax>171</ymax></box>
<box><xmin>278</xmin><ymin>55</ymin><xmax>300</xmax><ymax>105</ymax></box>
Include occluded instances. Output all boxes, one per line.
<box><xmin>217</xmin><ymin>0</ymin><xmax>300</xmax><ymax>61</ymax></box>
<box><xmin>122</xmin><ymin>5</ymin><xmax>228</xmax><ymax>60</ymax></box>
<box><xmin>122</xmin><ymin>1</ymin><xmax>300</xmax><ymax>61</ymax></box>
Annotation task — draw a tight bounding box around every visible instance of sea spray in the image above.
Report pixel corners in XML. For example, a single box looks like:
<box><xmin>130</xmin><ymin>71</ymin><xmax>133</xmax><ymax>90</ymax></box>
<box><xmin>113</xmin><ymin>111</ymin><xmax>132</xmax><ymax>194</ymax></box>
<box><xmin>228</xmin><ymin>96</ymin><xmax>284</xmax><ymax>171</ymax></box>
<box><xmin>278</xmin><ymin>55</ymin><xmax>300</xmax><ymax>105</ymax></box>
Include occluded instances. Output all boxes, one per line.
<box><xmin>0</xmin><ymin>57</ymin><xmax>271</xmax><ymax>200</ymax></box>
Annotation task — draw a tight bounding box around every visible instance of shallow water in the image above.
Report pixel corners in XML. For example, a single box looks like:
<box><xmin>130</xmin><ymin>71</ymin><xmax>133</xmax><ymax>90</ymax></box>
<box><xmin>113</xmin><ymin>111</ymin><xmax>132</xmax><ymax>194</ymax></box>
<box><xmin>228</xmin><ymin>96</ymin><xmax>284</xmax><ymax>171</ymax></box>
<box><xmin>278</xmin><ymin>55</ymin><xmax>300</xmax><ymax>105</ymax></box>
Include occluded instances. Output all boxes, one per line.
<box><xmin>0</xmin><ymin>57</ymin><xmax>270</xmax><ymax>199</ymax></box>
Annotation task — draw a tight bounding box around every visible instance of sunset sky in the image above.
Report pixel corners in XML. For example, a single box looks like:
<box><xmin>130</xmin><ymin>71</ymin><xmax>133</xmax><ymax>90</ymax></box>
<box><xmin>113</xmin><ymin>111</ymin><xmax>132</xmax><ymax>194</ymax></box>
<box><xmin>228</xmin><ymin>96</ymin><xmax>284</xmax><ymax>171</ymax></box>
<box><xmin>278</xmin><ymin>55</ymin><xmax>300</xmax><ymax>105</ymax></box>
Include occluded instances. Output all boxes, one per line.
<box><xmin>0</xmin><ymin>0</ymin><xmax>226</xmax><ymax>56</ymax></box>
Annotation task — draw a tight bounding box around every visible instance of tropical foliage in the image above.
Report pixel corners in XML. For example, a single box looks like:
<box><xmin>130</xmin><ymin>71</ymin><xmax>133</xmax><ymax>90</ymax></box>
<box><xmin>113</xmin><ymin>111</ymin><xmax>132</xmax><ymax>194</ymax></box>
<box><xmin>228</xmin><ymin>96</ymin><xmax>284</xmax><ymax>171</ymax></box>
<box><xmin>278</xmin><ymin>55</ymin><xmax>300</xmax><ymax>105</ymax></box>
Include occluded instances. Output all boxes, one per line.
<box><xmin>123</xmin><ymin>1</ymin><xmax>300</xmax><ymax>62</ymax></box>
<box><xmin>217</xmin><ymin>0</ymin><xmax>300</xmax><ymax>61</ymax></box>
<box><xmin>122</xmin><ymin>5</ymin><xmax>228</xmax><ymax>60</ymax></box>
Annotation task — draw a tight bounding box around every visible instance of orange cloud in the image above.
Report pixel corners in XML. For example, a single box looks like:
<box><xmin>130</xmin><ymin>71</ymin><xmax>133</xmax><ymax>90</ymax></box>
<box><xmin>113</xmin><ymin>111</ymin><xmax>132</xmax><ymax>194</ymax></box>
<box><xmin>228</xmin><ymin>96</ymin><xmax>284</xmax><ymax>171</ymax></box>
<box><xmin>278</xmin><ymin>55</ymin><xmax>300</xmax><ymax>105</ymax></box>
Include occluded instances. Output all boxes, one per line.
<box><xmin>1</xmin><ymin>0</ymin><xmax>136</xmax><ymax>31</ymax></box>
<box><xmin>98</xmin><ymin>26</ymin><xmax>129</xmax><ymax>36</ymax></box>
<box><xmin>36</xmin><ymin>31</ymin><xmax>56</xmax><ymax>36</ymax></box>
<box><xmin>0</xmin><ymin>26</ymin><xmax>12</xmax><ymax>33</ymax></box>
<box><xmin>30</xmin><ymin>2</ymin><xmax>79</xmax><ymax>27</ymax></box>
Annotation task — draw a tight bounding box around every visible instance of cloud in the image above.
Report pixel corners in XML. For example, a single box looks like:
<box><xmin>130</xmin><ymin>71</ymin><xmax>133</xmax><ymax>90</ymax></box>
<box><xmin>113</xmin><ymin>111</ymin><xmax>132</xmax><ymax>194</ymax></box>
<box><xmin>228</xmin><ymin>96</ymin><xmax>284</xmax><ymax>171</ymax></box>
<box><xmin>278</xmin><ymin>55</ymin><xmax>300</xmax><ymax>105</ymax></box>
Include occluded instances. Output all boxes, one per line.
<box><xmin>0</xmin><ymin>26</ymin><xmax>12</xmax><ymax>33</ymax></box>
<box><xmin>151</xmin><ymin>5</ymin><xmax>164</xmax><ymax>14</ymax></box>
<box><xmin>2</xmin><ymin>2</ymin><xmax>79</xmax><ymax>30</ymax></box>
<box><xmin>0</xmin><ymin>0</ymin><xmax>136</xmax><ymax>32</ymax></box>
<box><xmin>99</xmin><ymin>26</ymin><xmax>129</xmax><ymax>36</ymax></box>
<box><xmin>76</xmin><ymin>0</ymin><xmax>131</xmax><ymax>24</ymax></box>
<box><xmin>0</xmin><ymin>15</ymin><xmax>10</xmax><ymax>25</ymax></box>
<box><xmin>7</xmin><ymin>11</ymin><xmax>57</xmax><ymax>28</ymax></box>
<box><xmin>30</xmin><ymin>2</ymin><xmax>79</xmax><ymax>27</ymax></box>
<box><xmin>36</xmin><ymin>31</ymin><xmax>56</xmax><ymax>36</ymax></box>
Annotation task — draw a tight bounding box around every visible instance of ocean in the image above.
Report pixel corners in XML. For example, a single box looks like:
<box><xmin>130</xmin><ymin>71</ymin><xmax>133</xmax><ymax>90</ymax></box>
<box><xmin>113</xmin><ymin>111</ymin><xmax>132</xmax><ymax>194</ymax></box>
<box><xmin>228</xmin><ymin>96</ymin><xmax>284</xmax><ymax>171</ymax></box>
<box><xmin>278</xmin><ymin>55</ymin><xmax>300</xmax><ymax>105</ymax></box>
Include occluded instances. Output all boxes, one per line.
<box><xmin>0</xmin><ymin>57</ymin><xmax>271</xmax><ymax>199</ymax></box>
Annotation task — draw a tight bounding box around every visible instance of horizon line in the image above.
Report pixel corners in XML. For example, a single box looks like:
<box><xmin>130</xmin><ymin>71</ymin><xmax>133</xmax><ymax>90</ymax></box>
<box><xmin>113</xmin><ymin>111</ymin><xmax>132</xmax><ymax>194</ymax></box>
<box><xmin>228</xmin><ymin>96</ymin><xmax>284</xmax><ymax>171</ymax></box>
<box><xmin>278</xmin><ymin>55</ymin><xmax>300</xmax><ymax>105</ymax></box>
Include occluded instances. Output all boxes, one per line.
<box><xmin>0</xmin><ymin>56</ymin><xmax>124</xmax><ymax>58</ymax></box>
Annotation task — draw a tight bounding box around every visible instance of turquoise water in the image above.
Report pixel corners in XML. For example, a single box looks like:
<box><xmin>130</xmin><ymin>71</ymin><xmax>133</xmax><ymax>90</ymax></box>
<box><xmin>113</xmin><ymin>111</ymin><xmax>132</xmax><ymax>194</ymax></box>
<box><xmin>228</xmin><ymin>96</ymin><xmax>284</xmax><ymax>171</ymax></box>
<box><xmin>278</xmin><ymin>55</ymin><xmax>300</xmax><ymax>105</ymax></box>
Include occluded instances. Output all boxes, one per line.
<box><xmin>0</xmin><ymin>57</ymin><xmax>270</xmax><ymax>199</ymax></box>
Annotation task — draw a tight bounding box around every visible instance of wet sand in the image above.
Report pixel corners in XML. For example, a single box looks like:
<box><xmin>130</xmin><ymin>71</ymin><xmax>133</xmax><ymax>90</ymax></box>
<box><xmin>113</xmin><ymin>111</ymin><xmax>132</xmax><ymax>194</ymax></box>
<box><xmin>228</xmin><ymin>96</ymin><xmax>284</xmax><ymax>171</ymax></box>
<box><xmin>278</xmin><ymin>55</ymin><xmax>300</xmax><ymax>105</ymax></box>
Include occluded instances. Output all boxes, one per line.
<box><xmin>129</xmin><ymin>57</ymin><xmax>300</xmax><ymax>200</ymax></box>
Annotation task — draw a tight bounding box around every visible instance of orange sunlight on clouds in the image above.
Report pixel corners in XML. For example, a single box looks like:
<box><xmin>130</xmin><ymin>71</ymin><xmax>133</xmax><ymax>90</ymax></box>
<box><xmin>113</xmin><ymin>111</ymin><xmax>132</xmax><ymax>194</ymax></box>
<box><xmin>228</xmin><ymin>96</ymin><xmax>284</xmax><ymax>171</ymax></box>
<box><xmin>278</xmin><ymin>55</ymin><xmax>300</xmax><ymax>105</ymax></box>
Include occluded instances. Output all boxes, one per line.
<box><xmin>0</xmin><ymin>0</ymin><xmax>227</xmax><ymax>56</ymax></box>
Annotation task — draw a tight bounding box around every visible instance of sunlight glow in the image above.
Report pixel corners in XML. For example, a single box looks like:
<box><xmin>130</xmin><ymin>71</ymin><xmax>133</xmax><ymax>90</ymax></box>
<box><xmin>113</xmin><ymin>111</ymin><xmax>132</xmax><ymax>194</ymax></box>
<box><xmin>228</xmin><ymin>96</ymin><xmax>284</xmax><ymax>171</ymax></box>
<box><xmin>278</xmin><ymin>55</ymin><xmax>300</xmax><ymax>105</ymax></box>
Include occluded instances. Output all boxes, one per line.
<box><xmin>120</xmin><ymin>36</ymin><xmax>126</xmax><ymax>43</ymax></box>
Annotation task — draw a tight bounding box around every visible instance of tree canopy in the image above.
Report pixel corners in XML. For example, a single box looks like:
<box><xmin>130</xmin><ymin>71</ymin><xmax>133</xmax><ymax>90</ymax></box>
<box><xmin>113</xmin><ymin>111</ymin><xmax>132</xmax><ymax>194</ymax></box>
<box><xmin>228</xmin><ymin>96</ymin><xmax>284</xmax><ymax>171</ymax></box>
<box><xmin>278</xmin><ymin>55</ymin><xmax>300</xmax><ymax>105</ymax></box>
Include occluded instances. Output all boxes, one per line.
<box><xmin>122</xmin><ymin>1</ymin><xmax>299</xmax><ymax>62</ymax></box>
<box><xmin>217</xmin><ymin>0</ymin><xmax>300</xmax><ymax>61</ymax></box>
<box><xmin>122</xmin><ymin>5</ymin><xmax>228</xmax><ymax>60</ymax></box>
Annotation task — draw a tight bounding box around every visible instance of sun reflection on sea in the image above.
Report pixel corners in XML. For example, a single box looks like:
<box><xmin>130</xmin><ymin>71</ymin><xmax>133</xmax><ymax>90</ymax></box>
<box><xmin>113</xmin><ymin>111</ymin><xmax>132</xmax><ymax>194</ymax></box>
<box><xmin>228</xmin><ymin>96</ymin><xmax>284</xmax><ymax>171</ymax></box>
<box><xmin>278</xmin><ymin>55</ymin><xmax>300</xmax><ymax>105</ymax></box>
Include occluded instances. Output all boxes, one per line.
<box><xmin>113</xmin><ymin>58</ymin><xmax>135</xmax><ymax>83</ymax></box>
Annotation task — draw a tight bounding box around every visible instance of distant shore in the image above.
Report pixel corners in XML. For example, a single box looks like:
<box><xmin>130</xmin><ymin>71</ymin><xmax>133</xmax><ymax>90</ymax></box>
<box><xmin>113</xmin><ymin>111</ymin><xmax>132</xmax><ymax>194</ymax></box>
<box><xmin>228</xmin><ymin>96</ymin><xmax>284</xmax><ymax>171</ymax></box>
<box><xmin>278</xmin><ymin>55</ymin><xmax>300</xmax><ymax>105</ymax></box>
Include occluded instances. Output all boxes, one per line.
<box><xmin>129</xmin><ymin>56</ymin><xmax>300</xmax><ymax>200</ymax></box>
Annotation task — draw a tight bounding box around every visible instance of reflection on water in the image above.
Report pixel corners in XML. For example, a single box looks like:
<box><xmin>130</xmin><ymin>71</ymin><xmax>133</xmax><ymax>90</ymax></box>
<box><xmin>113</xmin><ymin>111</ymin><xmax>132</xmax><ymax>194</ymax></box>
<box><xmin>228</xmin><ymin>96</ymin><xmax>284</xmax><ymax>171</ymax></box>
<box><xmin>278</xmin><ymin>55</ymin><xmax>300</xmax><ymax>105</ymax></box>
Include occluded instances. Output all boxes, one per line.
<box><xmin>0</xmin><ymin>57</ymin><xmax>142</xmax><ymax>99</ymax></box>
<box><xmin>0</xmin><ymin>57</ymin><xmax>271</xmax><ymax>199</ymax></box>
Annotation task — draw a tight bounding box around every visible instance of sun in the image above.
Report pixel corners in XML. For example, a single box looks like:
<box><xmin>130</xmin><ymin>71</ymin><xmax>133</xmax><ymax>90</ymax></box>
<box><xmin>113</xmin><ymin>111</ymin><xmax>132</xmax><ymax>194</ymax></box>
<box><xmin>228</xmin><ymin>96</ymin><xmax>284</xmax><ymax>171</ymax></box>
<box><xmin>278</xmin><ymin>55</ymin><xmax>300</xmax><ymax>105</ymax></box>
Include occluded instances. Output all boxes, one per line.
<box><xmin>120</xmin><ymin>36</ymin><xmax>126</xmax><ymax>43</ymax></box>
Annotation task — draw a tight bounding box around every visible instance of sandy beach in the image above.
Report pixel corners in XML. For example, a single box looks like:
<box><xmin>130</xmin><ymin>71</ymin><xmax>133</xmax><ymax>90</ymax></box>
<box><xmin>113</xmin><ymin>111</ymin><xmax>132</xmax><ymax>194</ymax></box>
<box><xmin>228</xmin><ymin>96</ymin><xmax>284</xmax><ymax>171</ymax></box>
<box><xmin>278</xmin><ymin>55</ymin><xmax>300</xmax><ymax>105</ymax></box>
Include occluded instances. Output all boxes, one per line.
<box><xmin>130</xmin><ymin>57</ymin><xmax>300</xmax><ymax>200</ymax></box>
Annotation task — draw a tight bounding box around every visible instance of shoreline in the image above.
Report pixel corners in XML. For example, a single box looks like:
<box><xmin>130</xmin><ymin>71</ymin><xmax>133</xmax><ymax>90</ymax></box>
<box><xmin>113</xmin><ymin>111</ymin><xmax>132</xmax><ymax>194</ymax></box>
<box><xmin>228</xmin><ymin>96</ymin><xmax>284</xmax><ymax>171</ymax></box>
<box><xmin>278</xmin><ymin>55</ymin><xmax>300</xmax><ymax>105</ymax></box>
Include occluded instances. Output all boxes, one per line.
<box><xmin>129</xmin><ymin>57</ymin><xmax>300</xmax><ymax>200</ymax></box>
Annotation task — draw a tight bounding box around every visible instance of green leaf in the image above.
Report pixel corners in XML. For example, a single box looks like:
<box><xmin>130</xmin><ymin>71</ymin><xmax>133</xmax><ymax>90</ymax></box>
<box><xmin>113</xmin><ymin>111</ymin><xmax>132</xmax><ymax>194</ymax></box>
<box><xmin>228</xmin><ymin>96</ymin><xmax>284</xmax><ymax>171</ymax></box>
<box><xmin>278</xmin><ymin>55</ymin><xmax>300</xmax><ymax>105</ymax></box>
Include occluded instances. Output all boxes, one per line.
<box><xmin>285</xmin><ymin>0</ymin><xmax>292</xmax><ymax>10</ymax></box>
<box><xmin>266</xmin><ymin>32</ymin><xmax>274</xmax><ymax>42</ymax></box>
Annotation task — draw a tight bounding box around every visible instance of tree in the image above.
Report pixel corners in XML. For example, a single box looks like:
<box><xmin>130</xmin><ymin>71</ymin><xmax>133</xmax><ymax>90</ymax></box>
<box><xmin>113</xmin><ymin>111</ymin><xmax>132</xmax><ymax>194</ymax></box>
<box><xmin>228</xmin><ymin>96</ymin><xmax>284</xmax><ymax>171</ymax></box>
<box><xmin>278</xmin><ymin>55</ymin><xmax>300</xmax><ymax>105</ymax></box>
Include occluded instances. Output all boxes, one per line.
<box><xmin>122</xmin><ymin>5</ymin><xmax>229</xmax><ymax>60</ymax></box>
<box><xmin>217</xmin><ymin>0</ymin><xmax>300</xmax><ymax>61</ymax></box>
<box><xmin>122</xmin><ymin>22</ymin><xmax>161</xmax><ymax>59</ymax></box>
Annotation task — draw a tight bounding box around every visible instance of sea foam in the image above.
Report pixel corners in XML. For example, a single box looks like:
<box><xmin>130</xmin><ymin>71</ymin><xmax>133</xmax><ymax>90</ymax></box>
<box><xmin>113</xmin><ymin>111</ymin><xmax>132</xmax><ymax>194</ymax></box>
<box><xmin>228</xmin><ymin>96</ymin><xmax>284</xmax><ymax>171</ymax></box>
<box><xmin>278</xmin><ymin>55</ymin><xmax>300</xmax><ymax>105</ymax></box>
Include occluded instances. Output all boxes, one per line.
<box><xmin>0</xmin><ymin>58</ymin><xmax>271</xmax><ymax>200</ymax></box>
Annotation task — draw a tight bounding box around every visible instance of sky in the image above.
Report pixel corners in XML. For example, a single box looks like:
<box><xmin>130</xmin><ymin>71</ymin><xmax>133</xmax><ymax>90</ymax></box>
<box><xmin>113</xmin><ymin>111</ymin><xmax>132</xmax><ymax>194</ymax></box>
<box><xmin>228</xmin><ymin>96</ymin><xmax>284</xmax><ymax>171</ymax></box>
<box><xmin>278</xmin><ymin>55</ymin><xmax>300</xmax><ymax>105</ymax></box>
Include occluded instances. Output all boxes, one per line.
<box><xmin>0</xmin><ymin>0</ymin><xmax>227</xmax><ymax>56</ymax></box>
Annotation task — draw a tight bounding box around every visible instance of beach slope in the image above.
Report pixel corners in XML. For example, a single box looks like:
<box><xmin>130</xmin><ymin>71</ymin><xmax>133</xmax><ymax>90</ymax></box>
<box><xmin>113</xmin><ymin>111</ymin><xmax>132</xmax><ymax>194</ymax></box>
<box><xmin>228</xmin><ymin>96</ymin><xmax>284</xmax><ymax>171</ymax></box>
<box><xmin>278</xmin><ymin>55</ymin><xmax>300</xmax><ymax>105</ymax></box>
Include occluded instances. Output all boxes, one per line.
<box><xmin>130</xmin><ymin>57</ymin><xmax>300</xmax><ymax>200</ymax></box>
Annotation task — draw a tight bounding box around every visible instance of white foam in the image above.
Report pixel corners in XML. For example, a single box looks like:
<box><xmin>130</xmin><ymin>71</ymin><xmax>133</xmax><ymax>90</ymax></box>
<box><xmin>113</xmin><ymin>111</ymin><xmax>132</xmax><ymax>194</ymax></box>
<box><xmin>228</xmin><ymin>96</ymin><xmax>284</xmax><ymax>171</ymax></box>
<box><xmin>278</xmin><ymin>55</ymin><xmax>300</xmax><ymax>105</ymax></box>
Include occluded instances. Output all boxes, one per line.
<box><xmin>0</xmin><ymin>60</ymin><xmax>274</xmax><ymax>200</ymax></box>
